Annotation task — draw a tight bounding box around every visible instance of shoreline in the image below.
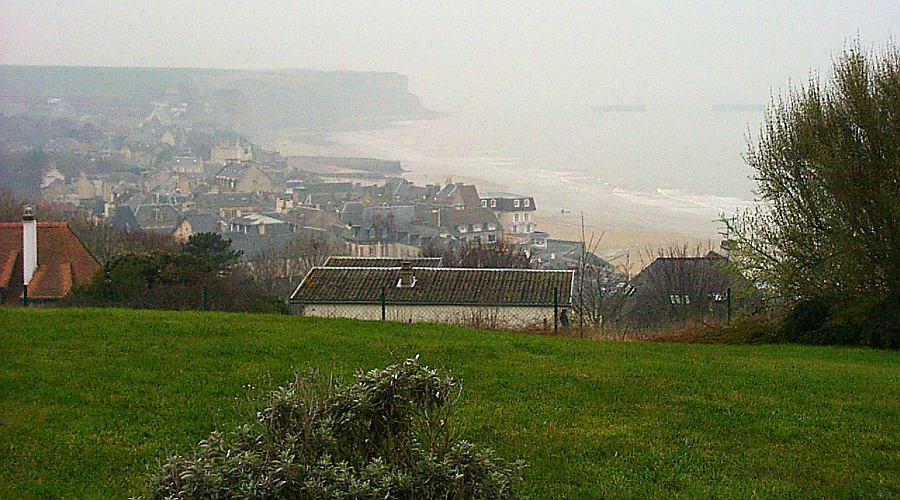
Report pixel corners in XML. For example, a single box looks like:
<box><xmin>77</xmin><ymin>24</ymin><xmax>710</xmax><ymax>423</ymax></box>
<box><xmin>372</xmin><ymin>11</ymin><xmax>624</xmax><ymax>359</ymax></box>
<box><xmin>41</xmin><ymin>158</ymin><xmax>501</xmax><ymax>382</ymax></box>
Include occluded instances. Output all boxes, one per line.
<box><xmin>265</xmin><ymin>118</ymin><xmax>747</xmax><ymax>259</ymax></box>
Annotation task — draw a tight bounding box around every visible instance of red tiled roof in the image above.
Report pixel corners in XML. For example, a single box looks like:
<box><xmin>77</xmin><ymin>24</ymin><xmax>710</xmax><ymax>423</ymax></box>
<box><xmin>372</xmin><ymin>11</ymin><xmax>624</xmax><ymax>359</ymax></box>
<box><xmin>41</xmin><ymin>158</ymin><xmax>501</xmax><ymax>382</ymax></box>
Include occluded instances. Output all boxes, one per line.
<box><xmin>0</xmin><ymin>221</ymin><xmax>100</xmax><ymax>302</ymax></box>
<box><xmin>0</xmin><ymin>250</ymin><xmax>17</xmax><ymax>290</ymax></box>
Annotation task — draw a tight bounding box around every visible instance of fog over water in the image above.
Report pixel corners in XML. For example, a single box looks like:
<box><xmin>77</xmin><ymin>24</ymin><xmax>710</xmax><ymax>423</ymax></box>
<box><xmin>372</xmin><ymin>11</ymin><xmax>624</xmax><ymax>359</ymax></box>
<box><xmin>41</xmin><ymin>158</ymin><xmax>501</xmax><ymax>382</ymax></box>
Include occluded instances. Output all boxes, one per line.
<box><xmin>3</xmin><ymin>1</ymin><xmax>898</xmax><ymax>235</ymax></box>
<box><xmin>277</xmin><ymin>104</ymin><xmax>763</xmax><ymax>235</ymax></box>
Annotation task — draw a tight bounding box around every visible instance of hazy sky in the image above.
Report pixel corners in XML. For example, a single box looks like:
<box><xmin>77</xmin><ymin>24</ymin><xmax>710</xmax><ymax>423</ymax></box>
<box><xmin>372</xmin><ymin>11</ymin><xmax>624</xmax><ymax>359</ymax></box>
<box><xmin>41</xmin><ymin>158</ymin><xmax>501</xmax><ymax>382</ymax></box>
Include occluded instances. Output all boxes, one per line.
<box><xmin>1</xmin><ymin>1</ymin><xmax>897</xmax><ymax>110</ymax></box>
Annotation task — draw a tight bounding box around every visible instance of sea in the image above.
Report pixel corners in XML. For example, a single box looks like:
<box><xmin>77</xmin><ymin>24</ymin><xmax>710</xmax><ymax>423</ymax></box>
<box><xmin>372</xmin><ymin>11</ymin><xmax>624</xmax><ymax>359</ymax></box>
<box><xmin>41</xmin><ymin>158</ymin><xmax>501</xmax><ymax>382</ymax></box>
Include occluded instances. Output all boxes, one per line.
<box><xmin>270</xmin><ymin>105</ymin><xmax>764</xmax><ymax>239</ymax></box>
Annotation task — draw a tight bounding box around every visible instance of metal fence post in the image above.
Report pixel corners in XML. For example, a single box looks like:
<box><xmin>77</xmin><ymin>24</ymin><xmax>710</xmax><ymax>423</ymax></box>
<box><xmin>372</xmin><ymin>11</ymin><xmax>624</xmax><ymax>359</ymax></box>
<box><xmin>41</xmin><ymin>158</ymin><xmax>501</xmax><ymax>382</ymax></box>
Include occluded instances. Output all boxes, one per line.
<box><xmin>553</xmin><ymin>287</ymin><xmax>559</xmax><ymax>335</ymax></box>
<box><xmin>381</xmin><ymin>286</ymin><xmax>386</xmax><ymax>321</ymax></box>
<box><xmin>202</xmin><ymin>285</ymin><xmax>209</xmax><ymax>311</ymax></box>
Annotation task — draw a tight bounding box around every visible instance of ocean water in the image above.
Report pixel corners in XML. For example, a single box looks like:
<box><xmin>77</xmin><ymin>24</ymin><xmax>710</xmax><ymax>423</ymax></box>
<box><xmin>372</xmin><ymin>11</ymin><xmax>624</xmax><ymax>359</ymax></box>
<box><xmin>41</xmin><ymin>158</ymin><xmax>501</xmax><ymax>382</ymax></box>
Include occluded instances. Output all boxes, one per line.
<box><xmin>275</xmin><ymin>105</ymin><xmax>764</xmax><ymax>237</ymax></box>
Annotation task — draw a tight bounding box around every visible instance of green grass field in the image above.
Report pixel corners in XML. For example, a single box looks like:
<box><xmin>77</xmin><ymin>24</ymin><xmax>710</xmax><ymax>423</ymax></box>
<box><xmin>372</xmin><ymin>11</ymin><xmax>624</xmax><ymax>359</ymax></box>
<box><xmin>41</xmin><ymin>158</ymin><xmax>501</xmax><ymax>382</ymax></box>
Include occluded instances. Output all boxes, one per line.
<box><xmin>1</xmin><ymin>307</ymin><xmax>897</xmax><ymax>498</ymax></box>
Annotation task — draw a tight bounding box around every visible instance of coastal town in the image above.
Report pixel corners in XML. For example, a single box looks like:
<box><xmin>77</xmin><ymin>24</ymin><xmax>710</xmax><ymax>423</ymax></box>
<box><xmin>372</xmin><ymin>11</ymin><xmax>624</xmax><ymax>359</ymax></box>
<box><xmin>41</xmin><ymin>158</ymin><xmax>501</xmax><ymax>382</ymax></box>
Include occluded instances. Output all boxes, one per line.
<box><xmin>1</xmin><ymin>93</ymin><xmax>597</xmax><ymax>275</ymax></box>
<box><xmin>0</xmin><ymin>83</ymin><xmax>744</xmax><ymax>331</ymax></box>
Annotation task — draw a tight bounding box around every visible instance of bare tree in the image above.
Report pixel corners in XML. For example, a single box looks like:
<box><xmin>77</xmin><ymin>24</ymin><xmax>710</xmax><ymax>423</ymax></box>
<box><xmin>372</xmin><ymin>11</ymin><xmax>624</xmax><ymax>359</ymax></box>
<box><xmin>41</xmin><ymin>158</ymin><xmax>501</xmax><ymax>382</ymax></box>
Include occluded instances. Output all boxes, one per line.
<box><xmin>246</xmin><ymin>234</ymin><xmax>346</xmax><ymax>295</ymax></box>
<box><xmin>0</xmin><ymin>188</ymin><xmax>171</xmax><ymax>263</ymax></box>
<box><xmin>571</xmin><ymin>240</ymin><xmax>635</xmax><ymax>335</ymax></box>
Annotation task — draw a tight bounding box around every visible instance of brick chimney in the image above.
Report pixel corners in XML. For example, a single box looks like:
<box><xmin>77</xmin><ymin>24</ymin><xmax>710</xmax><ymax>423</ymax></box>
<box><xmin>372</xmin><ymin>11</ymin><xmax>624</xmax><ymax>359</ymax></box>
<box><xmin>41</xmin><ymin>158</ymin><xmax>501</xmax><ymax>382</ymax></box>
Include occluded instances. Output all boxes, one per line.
<box><xmin>397</xmin><ymin>260</ymin><xmax>416</xmax><ymax>288</ymax></box>
<box><xmin>22</xmin><ymin>205</ymin><xmax>37</xmax><ymax>287</ymax></box>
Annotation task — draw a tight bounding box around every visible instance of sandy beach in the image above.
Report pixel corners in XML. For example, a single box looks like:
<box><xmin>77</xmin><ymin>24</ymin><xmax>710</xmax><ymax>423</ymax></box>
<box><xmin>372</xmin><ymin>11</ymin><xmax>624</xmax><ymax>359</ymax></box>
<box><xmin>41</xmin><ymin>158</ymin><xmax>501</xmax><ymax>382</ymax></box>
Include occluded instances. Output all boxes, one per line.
<box><xmin>266</xmin><ymin>112</ymin><xmax>749</xmax><ymax>267</ymax></box>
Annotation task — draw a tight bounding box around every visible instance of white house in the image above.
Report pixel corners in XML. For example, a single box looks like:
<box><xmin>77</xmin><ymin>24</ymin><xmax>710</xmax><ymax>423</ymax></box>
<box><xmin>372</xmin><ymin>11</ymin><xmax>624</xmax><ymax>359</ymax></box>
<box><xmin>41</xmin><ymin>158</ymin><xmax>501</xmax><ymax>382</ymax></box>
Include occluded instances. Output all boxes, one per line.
<box><xmin>479</xmin><ymin>192</ymin><xmax>537</xmax><ymax>238</ymax></box>
<box><xmin>290</xmin><ymin>261</ymin><xmax>574</xmax><ymax>329</ymax></box>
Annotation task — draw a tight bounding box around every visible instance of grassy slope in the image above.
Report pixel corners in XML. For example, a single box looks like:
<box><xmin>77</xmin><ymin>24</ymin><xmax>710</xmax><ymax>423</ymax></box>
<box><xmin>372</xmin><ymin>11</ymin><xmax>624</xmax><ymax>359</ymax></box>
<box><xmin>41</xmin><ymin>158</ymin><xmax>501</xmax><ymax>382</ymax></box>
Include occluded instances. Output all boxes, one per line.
<box><xmin>0</xmin><ymin>308</ymin><xmax>897</xmax><ymax>498</ymax></box>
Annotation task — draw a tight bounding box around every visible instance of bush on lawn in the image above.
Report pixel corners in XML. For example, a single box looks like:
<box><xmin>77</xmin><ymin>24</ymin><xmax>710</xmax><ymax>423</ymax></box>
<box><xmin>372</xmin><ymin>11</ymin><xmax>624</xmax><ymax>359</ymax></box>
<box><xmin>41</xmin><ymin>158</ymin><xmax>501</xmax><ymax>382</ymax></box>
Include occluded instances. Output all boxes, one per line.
<box><xmin>781</xmin><ymin>296</ymin><xmax>898</xmax><ymax>349</ymax></box>
<box><xmin>149</xmin><ymin>358</ymin><xmax>524</xmax><ymax>499</ymax></box>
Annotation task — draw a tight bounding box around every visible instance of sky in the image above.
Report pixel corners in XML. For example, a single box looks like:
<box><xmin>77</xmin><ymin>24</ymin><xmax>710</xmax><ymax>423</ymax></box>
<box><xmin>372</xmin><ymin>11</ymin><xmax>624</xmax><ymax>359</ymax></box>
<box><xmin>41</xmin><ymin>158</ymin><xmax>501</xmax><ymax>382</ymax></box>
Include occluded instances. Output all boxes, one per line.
<box><xmin>1</xmin><ymin>1</ymin><xmax>897</xmax><ymax>112</ymax></box>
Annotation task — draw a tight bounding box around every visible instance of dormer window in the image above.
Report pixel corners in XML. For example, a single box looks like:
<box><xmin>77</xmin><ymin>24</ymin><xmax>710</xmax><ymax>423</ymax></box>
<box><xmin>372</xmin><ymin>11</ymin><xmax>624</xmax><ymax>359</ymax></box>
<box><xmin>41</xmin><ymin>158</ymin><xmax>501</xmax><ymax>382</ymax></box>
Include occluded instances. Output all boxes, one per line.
<box><xmin>524</xmin><ymin>198</ymin><xmax>530</xmax><ymax>207</ymax></box>
<box><xmin>514</xmin><ymin>199</ymin><xmax>521</xmax><ymax>208</ymax></box>
<box><xmin>397</xmin><ymin>261</ymin><xmax>416</xmax><ymax>288</ymax></box>
<box><xmin>490</xmin><ymin>199</ymin><xmax>497</xmax><ymax>208</ymax></box>
<box><xmin>481</xmin><ymin>200</ymin><xmax>487</xmax><ymax>207</ymax></box>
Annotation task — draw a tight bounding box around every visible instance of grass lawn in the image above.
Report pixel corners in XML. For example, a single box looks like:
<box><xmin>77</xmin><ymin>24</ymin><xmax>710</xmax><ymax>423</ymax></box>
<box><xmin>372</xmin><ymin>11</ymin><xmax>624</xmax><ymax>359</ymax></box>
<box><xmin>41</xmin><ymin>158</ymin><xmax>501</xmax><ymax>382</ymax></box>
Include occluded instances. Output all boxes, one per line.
<box><xmin>1</xmin><ymin>307</ymin><xmax>898</xmax><ymax>497</ymax></box>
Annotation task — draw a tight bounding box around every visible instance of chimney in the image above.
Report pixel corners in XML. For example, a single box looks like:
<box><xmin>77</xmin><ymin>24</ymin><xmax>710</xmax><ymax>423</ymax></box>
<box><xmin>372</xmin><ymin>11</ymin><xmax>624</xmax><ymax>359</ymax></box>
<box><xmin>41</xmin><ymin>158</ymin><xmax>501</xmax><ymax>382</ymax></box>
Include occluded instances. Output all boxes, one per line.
<box><xmin>397</xmin><ymin>260</ymin><xmax>416</xmax><ymax>288</ymax></box>
<box><xmin>22</xmin><ymin>205</ymin><xmax>37</xmax><ymax>286</ymax></box>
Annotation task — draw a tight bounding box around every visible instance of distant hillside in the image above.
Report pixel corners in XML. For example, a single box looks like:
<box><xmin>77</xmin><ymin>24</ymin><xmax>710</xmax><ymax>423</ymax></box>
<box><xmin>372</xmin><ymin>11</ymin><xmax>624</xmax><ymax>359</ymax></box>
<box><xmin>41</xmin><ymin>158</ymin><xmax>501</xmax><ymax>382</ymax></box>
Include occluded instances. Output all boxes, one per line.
<box><xmin>0</xmin><ymin>65</ymin><xmax>433</xmax><ymax>133</ymax></box>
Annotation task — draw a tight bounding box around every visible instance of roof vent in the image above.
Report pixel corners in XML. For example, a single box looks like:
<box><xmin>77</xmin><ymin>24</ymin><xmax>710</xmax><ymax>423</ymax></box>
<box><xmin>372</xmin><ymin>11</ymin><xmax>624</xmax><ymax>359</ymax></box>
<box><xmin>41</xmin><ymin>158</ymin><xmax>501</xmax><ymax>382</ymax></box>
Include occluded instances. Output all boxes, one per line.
<box><xmin>397</xmin><ymin>260</ymin><xmax>416</xmax><ymax>288</ymax></box>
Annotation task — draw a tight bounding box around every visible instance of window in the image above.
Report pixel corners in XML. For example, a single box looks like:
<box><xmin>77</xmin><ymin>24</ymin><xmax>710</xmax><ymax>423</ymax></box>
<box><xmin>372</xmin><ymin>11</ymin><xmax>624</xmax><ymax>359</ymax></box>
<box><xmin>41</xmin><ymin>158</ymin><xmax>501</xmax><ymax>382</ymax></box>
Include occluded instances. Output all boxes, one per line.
<box><xmin>514</xmin><ymin>213</ymin><xmax>520</xmax><ymax>222</ymax></box>
<box><xmin>514</xmin><ymin>199</ymin><xmax>521</xmax><ymax>207</ymax></box>
<box><xmin>490</xmin><ymin>199</ymin><xmax>497</xmax><ymax>208</ymax></box>
<box><xmin>524</xmin><ymin>198</ymin><xmax>530</xmax><ymax>207</ymax></box>
<box><xmin>488</xmin><ymin>234</ymin><xmax>496</xmax><ymax>242</ymax></box>
<box><xmin>669</xmin><ymin>294</ymin><xmax>691</xmax><ymax>305</ymax></box>
<box><xmin>458</xmin><ymin>224</ymin><xmax>467</xmax><ymax>233</ymax></box>
<box><xmin>481</xmin><ymin>200</ymin><xmax>487</xmax><ymax>207</ymax></box>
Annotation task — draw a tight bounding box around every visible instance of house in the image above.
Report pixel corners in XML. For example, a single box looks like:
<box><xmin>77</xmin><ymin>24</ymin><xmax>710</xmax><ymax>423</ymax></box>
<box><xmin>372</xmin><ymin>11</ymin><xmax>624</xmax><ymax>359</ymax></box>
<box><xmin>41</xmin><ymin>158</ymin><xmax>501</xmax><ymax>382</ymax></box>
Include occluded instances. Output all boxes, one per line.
<box><xmin>480</xmin><ymin>192</ymin><xmax>537</xmax><ymax>237</ymax></box>
<box><xmin>75</xmin><ymin>171</ymin><xmax>109</xmax><ymax>202</ymax></box>
<box><xmin>433</xmin><ymin>183</ymin><xmax>481</xmax><ymax>209</ymax></box>
<box><xmin>290</xmin><ymin>262</ymin><xmax>574</xmax><ymax>328</ymax></box>
<box><xmin>338</xmin><ymin>205</ymin><xmax>442</xmax><ymax>258</ymax></box>
<box><xmin>296</xmin><ymin>182</ymin><xmax>357</xmax><ymax>210</ymax></box>
<box><xmin>323</xmin><ymin>256</ymin><xmax>444</xmax><ymax>268</ymax></box>
<box><xmin>211</xmin><ymin>140</ymin><xmax>253</xmax><ymax>164</ymax></box>
<box><xmin>389</xmin><ymin>179</ymin><xmax>439</xmax><ymax>204</ymax></box>
<box><xmin>443</xmin><ymin>207</ymin><xmax>503</xmax><ymax>244</ymax></box>
<box><xmin>227</xmin><ymin>213</ymin><xmax>293</xmax><ymax>237</ymax></box>
<box><xmin>215</xmin><ymin>162</ymin><xmax>276</xmax><ymax>193</ymax></box>
<box><xmin>0</xmin><ymin>209</ymin><xmax>100</xmax><ymax>304</ymax></box>
<box><xmin>107</xmin><ymin>205</ymin><xmax>139</xmax><ymax>232</ymax></box>
<box><xmin>276</xmin><ymin>206</ymin><xmax>342</xmax><ymax>232</ymax></box>
<box><xmin>531</xmin><ymin>239</ymin><xmax>607</xmax><ymax>270</ymax></box>
<box><xmin>166</xmin><ymin>156</ymin><xmax>204</xmax><ymax>175</ymax></box>
<box><xmin>196</xmin><ymin>192</ymin><xmax>271</xmax><ymax>219</ymax></box>
<box><xmin>172</xmin><ymin>213</ymin><xmax>221</xmax><ymax>242</ymax></box>
<box><xmin>133</xmin><ymin>203</ymin><xmax>181</xmax><ymax>233</ymax></box>
<box><xmin>621</xmin><ymin>251</ymin><xmax>740</xmax><ymax>328</ymax></box>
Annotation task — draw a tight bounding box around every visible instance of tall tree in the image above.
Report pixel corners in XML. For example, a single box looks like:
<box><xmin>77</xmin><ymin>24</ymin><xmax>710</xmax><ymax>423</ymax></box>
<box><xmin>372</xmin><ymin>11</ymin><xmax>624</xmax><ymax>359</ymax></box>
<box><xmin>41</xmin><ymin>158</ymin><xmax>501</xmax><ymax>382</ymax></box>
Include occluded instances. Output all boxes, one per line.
<box><xmin>724</xmin><ymin>43</ymin><xmax>899</xmax><ymax>305</ymax></box>
<box><xmin>182</xmin><ymin>232</ymin><xmax>242</xmax><ymax>274</ymax></box>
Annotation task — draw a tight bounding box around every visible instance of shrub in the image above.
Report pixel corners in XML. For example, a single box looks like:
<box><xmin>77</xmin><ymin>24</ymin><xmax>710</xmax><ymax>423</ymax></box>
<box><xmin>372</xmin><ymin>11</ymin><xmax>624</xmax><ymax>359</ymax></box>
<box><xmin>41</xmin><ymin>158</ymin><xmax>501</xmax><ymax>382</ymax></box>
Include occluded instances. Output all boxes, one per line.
<box><xmin>818</xmin><ymin>297</ymin><xmax>899</xmax><ymax>349</ymax></box>
<box><xmin>649</xmin><ymin>316</ymin><xmax>782</xmax><ymax>344</ymax></box>
<box><xmin>67</xmin><ymin>252</ymin><xmax>287</xmax><ymax>314</ymax></box>
<box><xmin>780</xmin><ymin>296</ymin><xmax>898</xmax><ymax>348</ymax></box>
<box><xmin>149</xmin><ymin>358</ymin><xmax>524</xmax><ymax>499</ymax></box>
<box><xmin>781</xmin><ymin>297</ymin><xmax>834</xmax><ymax>342</ymax></box>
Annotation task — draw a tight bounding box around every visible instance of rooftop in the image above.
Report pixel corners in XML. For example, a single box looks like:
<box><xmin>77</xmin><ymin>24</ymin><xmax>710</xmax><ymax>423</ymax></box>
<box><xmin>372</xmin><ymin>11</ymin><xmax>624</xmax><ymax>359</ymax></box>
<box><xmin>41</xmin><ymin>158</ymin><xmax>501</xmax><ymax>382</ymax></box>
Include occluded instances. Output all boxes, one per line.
<box><xmin>291</xmin><ymin>266</ymin><xmax>573</xmax><ymax>306</ymax></box>
<box><xmin>0</xmin><ymin>221</ymin><xmax>100</xmax><ymax>301</ymax></box>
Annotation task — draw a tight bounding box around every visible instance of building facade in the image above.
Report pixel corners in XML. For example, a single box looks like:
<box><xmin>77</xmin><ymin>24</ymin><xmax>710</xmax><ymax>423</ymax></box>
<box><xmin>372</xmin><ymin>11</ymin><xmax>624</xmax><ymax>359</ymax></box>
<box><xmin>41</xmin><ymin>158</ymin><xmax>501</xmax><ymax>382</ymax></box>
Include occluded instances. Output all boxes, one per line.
<box><xmin>480</xmin><ymin>192</ymin><xmax>537</xmax><ymax>236</ymax></box>
<box><xmin>290</xmin><ymin>263</ymin><xmax>574</xmax><ymax>329</ymax></box>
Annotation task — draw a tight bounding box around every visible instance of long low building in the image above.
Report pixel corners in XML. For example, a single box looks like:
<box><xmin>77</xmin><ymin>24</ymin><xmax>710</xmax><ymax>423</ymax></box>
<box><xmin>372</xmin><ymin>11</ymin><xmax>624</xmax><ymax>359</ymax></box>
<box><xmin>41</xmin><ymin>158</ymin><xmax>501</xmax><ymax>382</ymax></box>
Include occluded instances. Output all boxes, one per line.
<box><xmin>290</xmin><ymin>261</ymin><xmax>573</xmax><ymax>329</ymax></box>
<box><xmin>323</xmin><ymin>256</ymin><xmax>444</xmax><ymax>268</ymax></box>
